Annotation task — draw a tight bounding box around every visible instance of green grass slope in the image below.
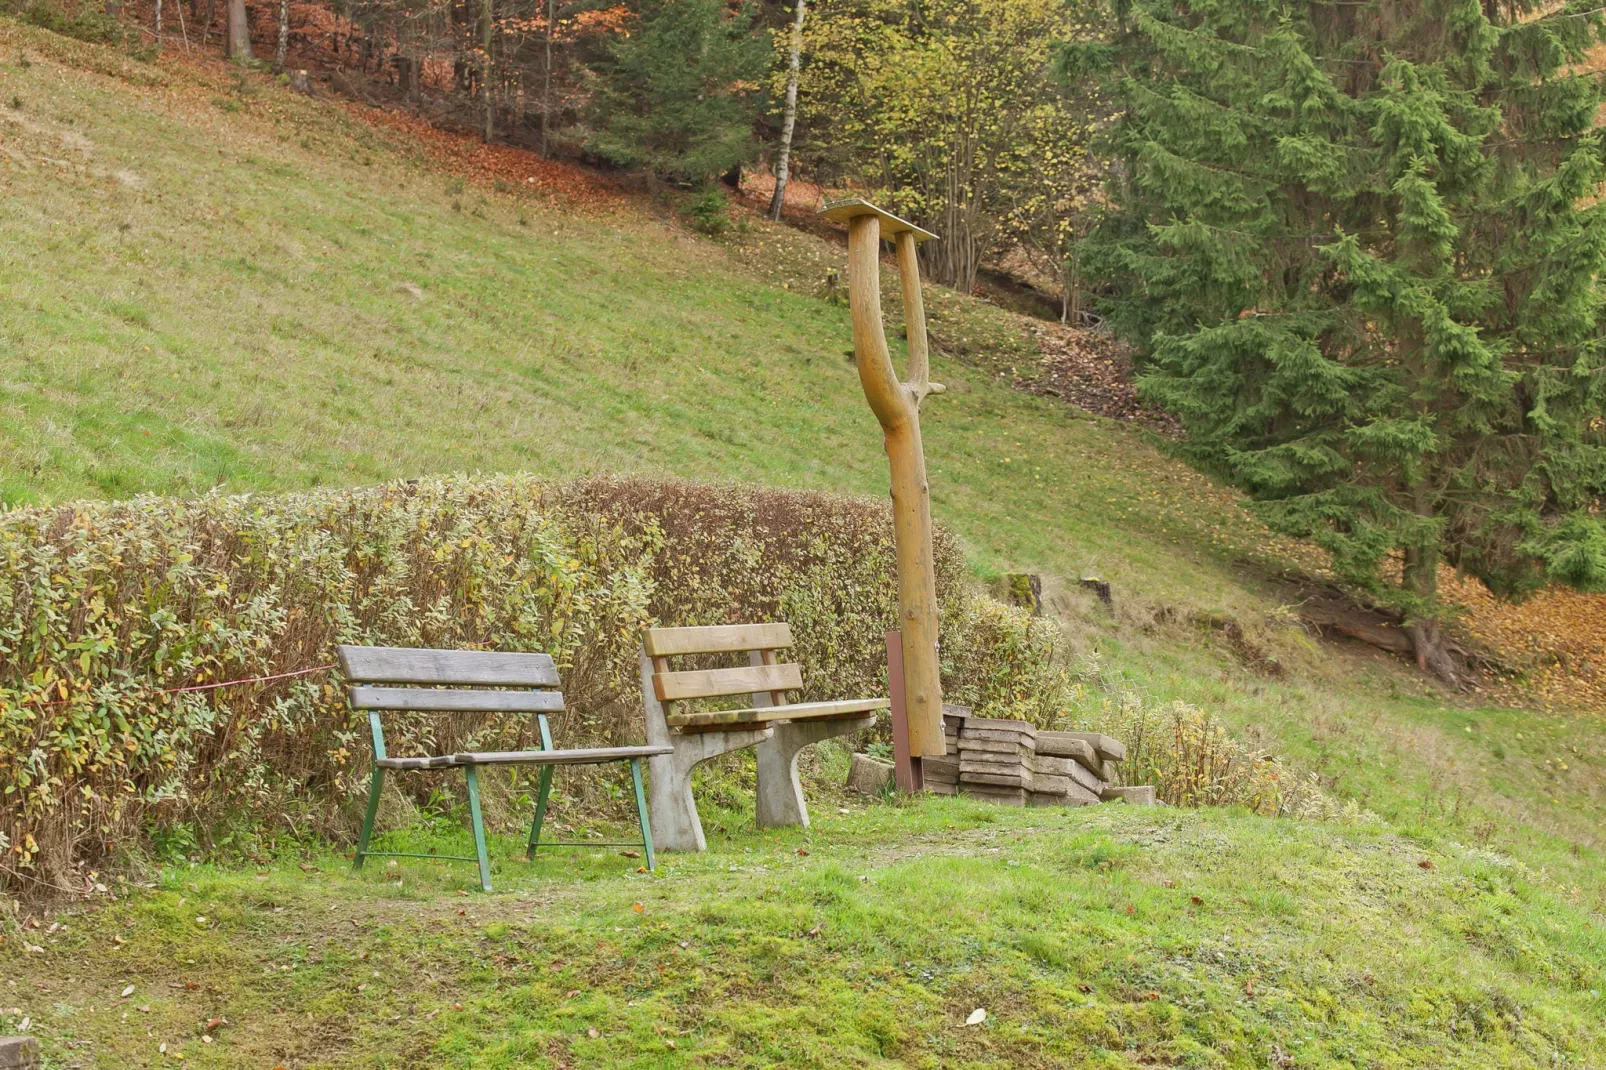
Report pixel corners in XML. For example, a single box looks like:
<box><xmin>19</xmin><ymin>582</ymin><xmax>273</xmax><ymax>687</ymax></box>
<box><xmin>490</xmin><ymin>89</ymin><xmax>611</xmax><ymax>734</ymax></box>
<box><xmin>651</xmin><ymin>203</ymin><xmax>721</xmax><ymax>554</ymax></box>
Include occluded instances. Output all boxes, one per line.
<box><xmin>1</xmin><ymin>20</ymin><xmax>1604</xmax><ymax>1068</ymax></box>
<box><xmin>0</xmin><ymin>21</ymin><xmax>1275</xmax><ymax>610</ymax></box>
<box><xmin>7</xmin><ymin>802</ymin><xmax>1606</xmax><ymax>1069</ymax></box>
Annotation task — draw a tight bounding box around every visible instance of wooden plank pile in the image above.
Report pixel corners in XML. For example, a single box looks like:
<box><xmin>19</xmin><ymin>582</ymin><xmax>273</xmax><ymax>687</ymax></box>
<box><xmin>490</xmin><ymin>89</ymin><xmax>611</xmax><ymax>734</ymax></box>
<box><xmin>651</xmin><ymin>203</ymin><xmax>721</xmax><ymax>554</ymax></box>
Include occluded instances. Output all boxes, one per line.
<box><xmin>922</xmin><ymin>706</ymin><xmax>1153</xmax><ymax>807</ymax></box>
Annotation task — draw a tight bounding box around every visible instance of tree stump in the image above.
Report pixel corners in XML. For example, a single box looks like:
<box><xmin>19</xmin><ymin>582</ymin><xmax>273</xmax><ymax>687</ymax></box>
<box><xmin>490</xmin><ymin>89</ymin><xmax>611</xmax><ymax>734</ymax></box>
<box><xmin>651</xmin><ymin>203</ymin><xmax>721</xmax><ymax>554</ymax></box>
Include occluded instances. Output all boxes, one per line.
<box><xmin>0</xmin><ymin>1037</ymin><xmax>40</xmax><ymax>1070</ymax></box>
<box><xmin>1003</xmin><ymin>573</ymin><xmax>1042</xmax><ymax>616</ymax></box>
<box><xmin>845</xmin><ymin>752</ymin><xmax>894</xmax><ymax>795</ymax></box>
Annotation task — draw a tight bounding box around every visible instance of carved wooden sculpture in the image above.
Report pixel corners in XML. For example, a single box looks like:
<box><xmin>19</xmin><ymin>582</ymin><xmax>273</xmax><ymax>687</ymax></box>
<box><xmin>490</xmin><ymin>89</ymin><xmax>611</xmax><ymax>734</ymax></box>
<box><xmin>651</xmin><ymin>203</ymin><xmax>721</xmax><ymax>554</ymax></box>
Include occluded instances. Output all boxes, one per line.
<box><xmin>819</xmin><ymin>198</ymin><xmax>946</xmax><ymax>758</ymax></box>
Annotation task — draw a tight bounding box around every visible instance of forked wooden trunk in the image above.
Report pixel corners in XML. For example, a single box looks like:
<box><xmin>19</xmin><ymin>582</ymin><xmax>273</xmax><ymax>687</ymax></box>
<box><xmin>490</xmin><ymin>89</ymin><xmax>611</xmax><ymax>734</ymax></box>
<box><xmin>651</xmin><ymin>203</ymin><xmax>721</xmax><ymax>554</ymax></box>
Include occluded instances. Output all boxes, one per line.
<box><xmin>819</xmin><ymin>197</ymin><xmax>947</xmax><ymax>759</ymax></box>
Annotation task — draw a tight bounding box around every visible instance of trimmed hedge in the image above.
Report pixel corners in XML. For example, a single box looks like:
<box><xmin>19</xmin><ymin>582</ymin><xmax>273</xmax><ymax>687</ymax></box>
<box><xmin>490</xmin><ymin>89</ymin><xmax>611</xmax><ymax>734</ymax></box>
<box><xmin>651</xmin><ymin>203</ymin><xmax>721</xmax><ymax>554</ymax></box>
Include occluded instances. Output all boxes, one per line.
<box><xmin>0</xmin><ymin>475</ymin><xmax>1063</xmax><ymax>893</ymax></box>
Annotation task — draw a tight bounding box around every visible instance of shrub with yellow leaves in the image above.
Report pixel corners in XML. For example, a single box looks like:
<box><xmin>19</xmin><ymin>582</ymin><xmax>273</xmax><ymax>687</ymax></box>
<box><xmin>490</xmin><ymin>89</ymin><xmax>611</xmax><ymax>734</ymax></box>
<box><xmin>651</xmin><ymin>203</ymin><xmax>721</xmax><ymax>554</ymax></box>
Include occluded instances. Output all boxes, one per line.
<box><xmin>0</xmin><ymin>474</ymin><xmax>1046</xmax><ymax>894</ymax></box>
<box><xmin>1066</xmin><ymin>656</ymin><xmax>1364</xmax><ymax>819</ymax></box>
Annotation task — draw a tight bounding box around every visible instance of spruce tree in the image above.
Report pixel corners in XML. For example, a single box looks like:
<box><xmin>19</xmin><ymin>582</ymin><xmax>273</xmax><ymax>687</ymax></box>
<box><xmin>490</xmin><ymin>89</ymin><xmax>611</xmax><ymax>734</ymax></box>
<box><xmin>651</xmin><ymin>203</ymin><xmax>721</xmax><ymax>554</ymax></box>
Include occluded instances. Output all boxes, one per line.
<box><xmin>587</xmin><ymin>0</ymin><xmax>769</xmax><ymax>185</ymax></box>
<box><xmin>1075</xmin><ymin>0</ymin><xmax>1606</xmax><ymax>679</ymax></box>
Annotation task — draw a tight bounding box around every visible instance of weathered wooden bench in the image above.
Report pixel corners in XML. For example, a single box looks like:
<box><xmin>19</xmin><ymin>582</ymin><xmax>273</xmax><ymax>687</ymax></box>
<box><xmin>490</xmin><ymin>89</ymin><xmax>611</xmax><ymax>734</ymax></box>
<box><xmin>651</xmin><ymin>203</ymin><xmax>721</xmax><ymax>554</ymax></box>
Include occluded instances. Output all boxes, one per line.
<box><xmin>339</xmin><ymin>645</ymin><xmax>672</xmax><ymax>892</ymax></box>
<box><xmin>638</xmin><ymin>623</ymin><xmax>890</xmax><ymax>851</ymax></box>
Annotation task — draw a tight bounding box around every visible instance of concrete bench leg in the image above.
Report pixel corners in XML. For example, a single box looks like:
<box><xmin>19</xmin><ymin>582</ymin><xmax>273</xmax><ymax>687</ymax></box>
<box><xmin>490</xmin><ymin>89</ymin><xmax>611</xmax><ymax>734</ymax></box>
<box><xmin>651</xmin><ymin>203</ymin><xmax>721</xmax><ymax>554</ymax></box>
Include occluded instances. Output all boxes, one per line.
<box><xmin>648</xmin><ymin>727</ymin><xmax>772</xmax><ymax>853</ymax></box>
<box><xmin>755</xmin><ymin>713</ymin><xmax>877</xmax><ymax>828</ymax></box>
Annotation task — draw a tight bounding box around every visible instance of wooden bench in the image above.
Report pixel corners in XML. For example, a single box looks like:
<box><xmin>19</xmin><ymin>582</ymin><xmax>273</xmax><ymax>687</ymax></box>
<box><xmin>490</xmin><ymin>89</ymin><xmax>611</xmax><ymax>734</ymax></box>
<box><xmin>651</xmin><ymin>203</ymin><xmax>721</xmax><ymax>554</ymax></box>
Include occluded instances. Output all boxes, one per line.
<box><xmin>639</xmin><ymin>623</ymin><xmax>889</xmax><ymax>851</ymax></box>
<box><xmin>339</xmin><ymin>645</ymin><xmax>672</xmax><ymax>891</ymax></box>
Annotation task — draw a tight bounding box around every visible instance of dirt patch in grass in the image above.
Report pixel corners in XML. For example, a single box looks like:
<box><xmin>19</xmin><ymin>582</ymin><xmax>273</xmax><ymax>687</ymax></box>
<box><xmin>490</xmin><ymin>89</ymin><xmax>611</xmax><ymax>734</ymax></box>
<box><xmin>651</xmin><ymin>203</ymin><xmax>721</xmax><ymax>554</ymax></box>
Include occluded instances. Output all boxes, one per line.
<box><xmin>1023</xmin><ymin>322</ymin><xmax>1179</xmax><ymax>434</ymax></box>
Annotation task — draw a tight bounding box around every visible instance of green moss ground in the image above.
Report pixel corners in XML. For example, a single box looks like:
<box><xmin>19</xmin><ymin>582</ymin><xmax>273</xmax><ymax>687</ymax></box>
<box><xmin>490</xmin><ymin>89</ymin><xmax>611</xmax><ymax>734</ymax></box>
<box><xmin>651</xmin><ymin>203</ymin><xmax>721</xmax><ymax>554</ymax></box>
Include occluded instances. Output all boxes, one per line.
<box><xmin>5</xmin><ymin>795</ymin><xmax>1603</xmax><ymax>1068</ymax></box>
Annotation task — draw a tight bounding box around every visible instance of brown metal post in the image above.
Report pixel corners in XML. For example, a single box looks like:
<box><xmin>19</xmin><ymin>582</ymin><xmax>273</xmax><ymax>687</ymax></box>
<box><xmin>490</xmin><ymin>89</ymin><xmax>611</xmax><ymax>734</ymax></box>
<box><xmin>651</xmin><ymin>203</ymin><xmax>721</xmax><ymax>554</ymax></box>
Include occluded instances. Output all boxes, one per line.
<box><xmin>886</xmin><ymin>630</ymin><xmax>922</xmax><ymax>792</ymax></box>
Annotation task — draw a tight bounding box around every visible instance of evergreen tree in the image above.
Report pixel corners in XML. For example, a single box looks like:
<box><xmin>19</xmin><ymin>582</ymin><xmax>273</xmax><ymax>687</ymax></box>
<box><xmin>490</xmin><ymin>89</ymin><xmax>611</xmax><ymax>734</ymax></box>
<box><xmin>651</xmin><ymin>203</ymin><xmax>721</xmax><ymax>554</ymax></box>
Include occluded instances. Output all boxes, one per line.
<box><xmin>587</xmin><ymin>0</ymin><xmax>770</xmax><ymax>185</ymax></box>
<box><xmin>1074</xmin><ymin>0</ymin><xmax>1606</xmax><ymax>679</ymax></box>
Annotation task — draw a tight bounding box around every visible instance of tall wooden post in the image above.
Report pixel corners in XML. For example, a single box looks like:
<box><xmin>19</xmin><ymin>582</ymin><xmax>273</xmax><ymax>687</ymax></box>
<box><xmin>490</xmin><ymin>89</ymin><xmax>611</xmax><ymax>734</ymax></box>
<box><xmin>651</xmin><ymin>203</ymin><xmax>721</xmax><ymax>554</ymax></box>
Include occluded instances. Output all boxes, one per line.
<box><xmin>820</xmin><ymin>198</ymin><xmax>946</xmax><ymax>758</ymax></box>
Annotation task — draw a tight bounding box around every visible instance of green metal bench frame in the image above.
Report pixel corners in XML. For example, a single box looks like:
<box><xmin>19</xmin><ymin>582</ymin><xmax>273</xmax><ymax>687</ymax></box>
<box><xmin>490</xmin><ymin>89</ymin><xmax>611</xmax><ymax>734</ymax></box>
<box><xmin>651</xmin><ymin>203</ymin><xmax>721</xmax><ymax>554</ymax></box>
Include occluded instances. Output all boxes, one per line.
<box><xmin>339</xmin><ymin>645</ymin><xmax>671</xmax><ymax>891</ymax></box>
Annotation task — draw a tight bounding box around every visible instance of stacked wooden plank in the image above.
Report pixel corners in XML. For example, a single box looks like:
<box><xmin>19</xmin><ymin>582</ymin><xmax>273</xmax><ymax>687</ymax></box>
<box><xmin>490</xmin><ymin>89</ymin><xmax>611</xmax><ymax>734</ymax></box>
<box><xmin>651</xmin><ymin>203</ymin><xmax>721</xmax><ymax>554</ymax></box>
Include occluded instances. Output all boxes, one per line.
<box><xmin>922</xmin><ymin>705</ymin><xmax>1148</xmax><ymax>807</ymax></box>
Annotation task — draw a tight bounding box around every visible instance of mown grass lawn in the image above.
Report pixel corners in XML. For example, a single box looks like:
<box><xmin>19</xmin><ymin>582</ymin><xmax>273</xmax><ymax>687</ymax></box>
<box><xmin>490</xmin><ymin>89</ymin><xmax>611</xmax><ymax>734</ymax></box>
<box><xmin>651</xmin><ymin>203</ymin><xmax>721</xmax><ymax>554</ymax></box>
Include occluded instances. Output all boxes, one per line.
<box><xmin>5</xmin><ymin>793</ymin><xmax>1604</xmax><ymax>1069</ymax></box>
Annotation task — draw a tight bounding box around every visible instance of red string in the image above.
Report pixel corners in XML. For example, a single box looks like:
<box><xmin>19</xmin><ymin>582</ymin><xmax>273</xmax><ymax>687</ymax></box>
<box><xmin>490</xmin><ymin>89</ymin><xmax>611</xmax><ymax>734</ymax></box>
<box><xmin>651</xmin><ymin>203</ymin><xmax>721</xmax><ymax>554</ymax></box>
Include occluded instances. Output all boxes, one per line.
<box><xmin>23</xmin><ymin>663</ymin><xmax>337</xmax><ymax>708</ymax></box>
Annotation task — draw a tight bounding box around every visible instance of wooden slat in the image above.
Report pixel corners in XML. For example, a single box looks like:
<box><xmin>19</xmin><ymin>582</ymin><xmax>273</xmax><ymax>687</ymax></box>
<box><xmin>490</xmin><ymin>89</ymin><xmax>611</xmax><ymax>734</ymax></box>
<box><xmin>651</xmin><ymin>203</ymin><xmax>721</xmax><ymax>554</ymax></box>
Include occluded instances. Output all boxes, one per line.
<box><xmin>338</xmin><ymin>645</ymin><xmax>560</xmax><ymax>687</ymax></box>
<box><xmin>642</xmin><ymin>623</ymin><xmax>794</xmax><ymax>657</ymax></box>
<box><xmin>758</xmin><ymin>647</ymin><xmax>785</xmax><ymax>708</ymax></box>
<box><xmin>375</xmin><ymin>755</ymin><xmax>458</xmax><ymax>770</ymax></box>
<box><xmin>451</xmin><ymin>745</ymin><xmax>672</xmax><ymax>766</ymax></box>
<box><xmin>671</xmin><ymin>721</ymin><xmax>772</xmax><ymax>734</ymax></box>
<box><xmin>378</xmin><ymin>745</ymin><xmax>671</xmax><ymax>769</ymax></box>
<box><xmin>653</xmin><ymin>663</ymin><xmax>802</xmax><ymax>702</ymax></box>
<box><xmin>961</xmin><ymin>717</ymin><xmax>1037</xmax><ymax>738</ymax></box>
<box><xmin>350</xmin><ymin>686</ymin><xmax>565</xmax><ymax>713</ymax></box>
<box><xmin>665</xmin><ymin>697</ymin><xmax>888</xmax><ymax>729</ymax></box>
<box><xmin>1037</xmin><ymin>732</ymin><xmax>1121</xmax><ymax>764</ymax></box>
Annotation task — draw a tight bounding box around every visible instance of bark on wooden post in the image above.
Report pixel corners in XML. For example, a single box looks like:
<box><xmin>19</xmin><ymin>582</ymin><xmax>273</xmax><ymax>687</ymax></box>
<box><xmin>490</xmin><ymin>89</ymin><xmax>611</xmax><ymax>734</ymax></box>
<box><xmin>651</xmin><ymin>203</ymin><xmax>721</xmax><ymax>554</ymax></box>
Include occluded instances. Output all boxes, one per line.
<box><xmin>820</xmin><ymin>198</ymin><xmax>946</xmax><ymax>758</ymax></box>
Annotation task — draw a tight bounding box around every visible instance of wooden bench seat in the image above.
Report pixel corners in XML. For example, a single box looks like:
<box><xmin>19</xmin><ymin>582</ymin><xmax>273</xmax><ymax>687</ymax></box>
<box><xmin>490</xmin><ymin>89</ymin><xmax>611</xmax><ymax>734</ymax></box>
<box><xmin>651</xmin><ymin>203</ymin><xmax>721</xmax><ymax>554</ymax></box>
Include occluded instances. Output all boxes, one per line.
<box><xmin>640</xmin><ymin>623</ymin><xmax>886</xmax><ymax>851</ymax></box>
<box><xmin>377</xmin><ymin>745</ymin><xmax>671</xmax><ymax>770</ymax></box>
<box><xmin>665</xmin><ymin>697</ymin><xmax>890</xmax><ymax>730</ymax></box>
<box><xmin>340</xmin><ymin>644</ymin><xmax>663</xmax><ymax>891</ymax></box>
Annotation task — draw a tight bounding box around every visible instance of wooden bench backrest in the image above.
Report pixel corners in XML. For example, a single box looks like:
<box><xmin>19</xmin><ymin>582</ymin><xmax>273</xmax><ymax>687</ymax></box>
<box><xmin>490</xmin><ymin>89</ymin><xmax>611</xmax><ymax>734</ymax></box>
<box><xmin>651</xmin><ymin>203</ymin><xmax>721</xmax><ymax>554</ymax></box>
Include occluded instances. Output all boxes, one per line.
<box><xmin>641</xmin><ymin>624</ymin><xmax>799</xmax><ymax>703</ymax></box>
<box><xmin>339</xmin><ymin>645</ymin><xmax>566</xmax><ymax>714</ymax></box>
<box><xmin>340</xmin><ymin>645</ymin><xmax>567</xmax><ymax>763</ymax></box>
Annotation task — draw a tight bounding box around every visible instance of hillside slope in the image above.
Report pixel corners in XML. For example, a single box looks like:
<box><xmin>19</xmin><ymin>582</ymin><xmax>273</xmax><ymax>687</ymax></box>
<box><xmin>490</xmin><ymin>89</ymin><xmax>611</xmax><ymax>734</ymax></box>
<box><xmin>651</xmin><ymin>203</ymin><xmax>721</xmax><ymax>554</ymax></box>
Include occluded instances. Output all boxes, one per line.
<box><xmin>0</xmin><ymin>22</ymin><xmax>1284</xmax><ymax>609</ymax></box>
<box><xmin>1</xmin><ymin>20</ymin><xmax>1604</xmax><ymax>1067</ymax></box>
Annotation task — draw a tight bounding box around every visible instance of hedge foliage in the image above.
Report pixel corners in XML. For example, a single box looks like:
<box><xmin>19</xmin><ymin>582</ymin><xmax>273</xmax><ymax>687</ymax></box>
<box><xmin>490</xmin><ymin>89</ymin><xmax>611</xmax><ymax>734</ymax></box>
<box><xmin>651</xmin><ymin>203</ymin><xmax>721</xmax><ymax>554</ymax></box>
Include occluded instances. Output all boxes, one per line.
<box><xmin>0</xmin><ymin>475</ymin><xmax>1063</xmax><ymax>893</ymax></box>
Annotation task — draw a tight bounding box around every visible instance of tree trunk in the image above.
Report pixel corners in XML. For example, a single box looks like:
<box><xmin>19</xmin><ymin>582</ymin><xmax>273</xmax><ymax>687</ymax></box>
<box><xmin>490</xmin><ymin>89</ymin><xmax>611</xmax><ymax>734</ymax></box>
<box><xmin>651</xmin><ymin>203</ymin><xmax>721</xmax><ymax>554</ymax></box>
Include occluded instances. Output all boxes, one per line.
<box><xmin>1063</xmin><ymin>254</ymin><xmax>1079</xmax><ymax>325</ymax></box>
<box><xmin>1402</xmin><ymin>540</ymin><xmax>1462</xmax><ymax>684</ymax></box>
<box><xmin>844</xmin><ymin>214</ymin><xmax>946</xmax><ymax>758</ymax></box>
<box><xmin>274</xmin><ymin>0</ymin><xmax>288</xmax><ymax>70</ymax></box>
<box><xmin>154</xmin><ymin>0</ymin><xmax>162</xmax><ymax>42</ymax></box>
<box><xmin>403</xmin><ymin>53</ymin><xmax>421</xmax><ymax>102</ymax></box>
<box><xmin>481</xmin><ymin>0</ymin><xmax>494</xmax><ymax>142</ymax></box>
<box><xmin>539</xmin><ymin>0</ymin><xmax>554</xmax><ymax>156</ymax></box>
<box><xmin>225</xmin><ymin>0</ymin><xmax>251</xmax><ymax>59</ymax></box>
<box><xmin>767</xmin><ymin>0</ymin><xmax>806</xmax><ymax>222</ymax></box>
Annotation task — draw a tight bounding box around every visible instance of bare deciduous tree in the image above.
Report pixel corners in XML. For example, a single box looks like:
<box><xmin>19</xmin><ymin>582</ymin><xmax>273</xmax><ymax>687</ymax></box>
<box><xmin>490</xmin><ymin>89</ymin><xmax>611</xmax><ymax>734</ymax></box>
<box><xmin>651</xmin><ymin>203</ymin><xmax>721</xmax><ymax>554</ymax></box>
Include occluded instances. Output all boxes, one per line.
<box><xmin>275</xmin><ymin>0</ymin><xmax>290</xmax><ymax>69</ymax></box>
<box><xmin>767</xmin><ymin>0</ymin><xmax>806</xmax><ymax>221</ymax></box>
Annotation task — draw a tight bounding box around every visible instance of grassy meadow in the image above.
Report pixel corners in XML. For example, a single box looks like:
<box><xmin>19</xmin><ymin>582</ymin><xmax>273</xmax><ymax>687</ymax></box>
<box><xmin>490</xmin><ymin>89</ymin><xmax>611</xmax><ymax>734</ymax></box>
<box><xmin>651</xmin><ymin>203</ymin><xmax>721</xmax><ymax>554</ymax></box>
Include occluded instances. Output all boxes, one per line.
<box><xmin>10</xmin><ymin>793</ymin><xmax>1606</xmax><ymax>1068</ymax></box>
<box><xmin>1</xmin><ymin>19</ymin><xmax>1604</xmax><ymax>1067</ymax></box>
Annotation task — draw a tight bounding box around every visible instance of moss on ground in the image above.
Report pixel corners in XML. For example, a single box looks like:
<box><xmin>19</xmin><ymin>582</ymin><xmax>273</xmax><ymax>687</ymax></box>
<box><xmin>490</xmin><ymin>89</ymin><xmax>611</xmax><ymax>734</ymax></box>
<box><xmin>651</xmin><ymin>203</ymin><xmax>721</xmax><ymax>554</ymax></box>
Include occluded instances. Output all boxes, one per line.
<box><xmin>4</xmin><ymin>798</ymin><xmax>1603</xmax><ymax>1068</ymax></box>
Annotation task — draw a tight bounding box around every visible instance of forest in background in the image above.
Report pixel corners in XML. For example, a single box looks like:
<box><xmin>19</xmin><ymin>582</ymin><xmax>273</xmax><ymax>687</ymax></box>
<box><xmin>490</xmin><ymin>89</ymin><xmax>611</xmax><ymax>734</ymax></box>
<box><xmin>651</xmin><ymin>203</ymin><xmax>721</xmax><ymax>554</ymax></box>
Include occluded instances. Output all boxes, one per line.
<box><xmin>0</xmin><ymin>0</ymin><xmax>1110</xmax><ymax>307</ymax></box>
